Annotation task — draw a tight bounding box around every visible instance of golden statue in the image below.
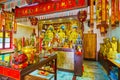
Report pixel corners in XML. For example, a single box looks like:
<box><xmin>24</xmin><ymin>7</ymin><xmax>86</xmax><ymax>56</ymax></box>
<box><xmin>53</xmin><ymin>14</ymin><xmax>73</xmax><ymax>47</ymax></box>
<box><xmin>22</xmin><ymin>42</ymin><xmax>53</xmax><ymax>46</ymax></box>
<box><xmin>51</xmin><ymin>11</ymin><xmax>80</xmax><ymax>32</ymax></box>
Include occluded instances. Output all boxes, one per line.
<box><xmin>18</xmin><ymin>39</ymin><xmax>22</xmax><ymax>51</ymax></box>
<box><xmin>107</xmin><ymin>48</ymin><xmax>117</xmax><ymax>59</ymax></box>
<box><xmin>106</xmin><ymin>37</ymin><xmax>118</xmax><ymax>59</ymax></box>
<box><xmin>111</xmin><ymin>36</ymin><xmax>117</xmax><ymax>51</ymax></box>
<box><xmin>43</xmin><ymin>25</ymin><xmax>54</xmax><ymax>47</ymax></box>
<box><xmin>47</xmin><ymin>29</ymin><xmax>53</xmax><ymax>41</ymax></box>
<box><xmin>69</xmin><ymin>27</ymin><xmax>78</xmax><ymax>44</ymax></box>
<box><xmin>102</xmin><ymin>38</ymin><xmax>111</xmax><ymax>57</ymax></box>
<box><xmin>58</xmin><ymin>29</ymin><xmax>65</xmax><ymax>44</ymax></box>
<box><xmin>99</xmin><ymin>43</ymin><xmax>104</xmax><ymax>54</ymax></box>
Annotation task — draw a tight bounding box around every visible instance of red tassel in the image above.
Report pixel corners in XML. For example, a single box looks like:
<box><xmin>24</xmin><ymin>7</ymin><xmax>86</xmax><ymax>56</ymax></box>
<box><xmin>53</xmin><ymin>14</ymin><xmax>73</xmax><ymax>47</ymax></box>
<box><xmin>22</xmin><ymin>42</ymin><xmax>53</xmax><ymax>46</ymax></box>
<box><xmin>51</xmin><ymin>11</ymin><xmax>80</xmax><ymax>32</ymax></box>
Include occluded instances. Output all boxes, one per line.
<box><xmin>76</xmin><ymin>51</ymin><xmax>82</xmax><ymax>55</ymax></box>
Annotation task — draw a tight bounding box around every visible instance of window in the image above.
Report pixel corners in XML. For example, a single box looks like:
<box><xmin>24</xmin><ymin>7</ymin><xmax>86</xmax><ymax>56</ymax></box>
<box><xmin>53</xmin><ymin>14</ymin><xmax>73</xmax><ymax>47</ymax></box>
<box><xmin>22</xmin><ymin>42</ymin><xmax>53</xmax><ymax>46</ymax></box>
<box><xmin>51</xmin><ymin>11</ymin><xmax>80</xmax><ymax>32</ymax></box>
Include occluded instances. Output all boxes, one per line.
<box><xmin>0</xmin><ymin>32</ymin><xmax>12</xmax><ymax>49</ymax></box>
<box><xmin>0</xmin><ymin>32</ymin><xmax>3</xmax><ymax>48</ymax></box>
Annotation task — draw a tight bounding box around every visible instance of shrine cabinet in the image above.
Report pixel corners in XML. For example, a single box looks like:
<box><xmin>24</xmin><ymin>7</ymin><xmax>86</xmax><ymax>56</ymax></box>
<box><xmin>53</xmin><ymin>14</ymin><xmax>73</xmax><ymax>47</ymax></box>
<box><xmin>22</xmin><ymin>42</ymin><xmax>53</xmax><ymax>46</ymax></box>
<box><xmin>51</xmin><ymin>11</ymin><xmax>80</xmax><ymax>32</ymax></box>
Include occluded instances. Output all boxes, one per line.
<box><xmin>83</xmin><ymin>33</ymin><xmax>97</xmax><ymax>60</ymax></box>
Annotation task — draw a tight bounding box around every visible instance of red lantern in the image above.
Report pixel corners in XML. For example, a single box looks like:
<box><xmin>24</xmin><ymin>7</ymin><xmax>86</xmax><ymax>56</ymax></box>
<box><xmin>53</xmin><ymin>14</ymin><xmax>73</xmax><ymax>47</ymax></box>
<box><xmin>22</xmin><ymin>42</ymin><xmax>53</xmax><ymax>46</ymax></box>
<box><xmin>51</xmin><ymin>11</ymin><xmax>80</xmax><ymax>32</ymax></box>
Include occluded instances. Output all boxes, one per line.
<box><xmin>78</xmin><ymin>10</ymin><xmax>87</xmax><ymax>22</ymax></box>
<box><xmin>29</xmin><ymin>17</ymin><xmax>38</xmax><ymax>26</ymax></box>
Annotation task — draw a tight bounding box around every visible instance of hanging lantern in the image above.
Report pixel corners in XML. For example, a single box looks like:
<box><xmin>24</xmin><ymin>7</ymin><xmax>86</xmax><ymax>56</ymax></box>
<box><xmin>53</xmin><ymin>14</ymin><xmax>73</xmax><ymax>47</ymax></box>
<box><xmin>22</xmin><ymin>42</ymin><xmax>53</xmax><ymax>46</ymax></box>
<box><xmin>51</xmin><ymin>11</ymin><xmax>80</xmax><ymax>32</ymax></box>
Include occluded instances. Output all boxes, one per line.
<box><xmin>77</xmin><ymin>10</ymin><xmax>87</xmax><ymax>22</ymax></box>
<box><xmin>29</xmin><ymin>17</ymin><xmax>38</xmax><ymax>26</ymax></box>
<box><xmin>77</xmin><ymin>10</ymin><xmax>87</xmax><ymax>32</ymax></box>
<box><xmin>96</xmin><ymin>0</ymin><xmax>102</xmax><ymax>28</ymax></box>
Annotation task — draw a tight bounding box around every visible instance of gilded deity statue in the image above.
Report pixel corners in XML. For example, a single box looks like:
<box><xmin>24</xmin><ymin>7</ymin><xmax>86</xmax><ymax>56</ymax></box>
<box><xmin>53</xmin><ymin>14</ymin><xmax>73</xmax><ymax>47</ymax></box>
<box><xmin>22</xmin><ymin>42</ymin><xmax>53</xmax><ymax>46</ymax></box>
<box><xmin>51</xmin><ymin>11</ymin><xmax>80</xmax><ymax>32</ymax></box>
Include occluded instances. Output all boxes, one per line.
<box><xmin>58</xmin><ymin>28</ymin><xmax>65</xmax><ymax>44</ymax></box>
<box><xmin>47</xmin><ymin>29</ymin><xmax>53</xmax><ymax>41</ymax></box>
<box><xmin>30</xmin><ymin>29</ymin><xmax>36</xmax><ymax>46</ymax></box>
<box><xmin>106</xmin><ymin>37</ymin><xmax>118</xmax><ymax>59</ymax></box>
<box><xmin>111</xmin><ymin>36</ymin><xmax>117</xmax><ymax>51</ymax></box>
<box><xmin>107</xmin><ymin>48</ymin><xmax>116</xmax><ymax>59</ymax></box>
<box><xmin>43</xmin><ymin>25</ymin><xmax>54</xmax><ymax>47</ymax></box>
<box><xmin>69</xmin><ymin>26</ymin><xmax>78</xmax><ymax>44</ymax></box>
<box><xmin>102</xmin><ymin>38</ymin><xmax>111</xmax><ymax>56</ymax></box>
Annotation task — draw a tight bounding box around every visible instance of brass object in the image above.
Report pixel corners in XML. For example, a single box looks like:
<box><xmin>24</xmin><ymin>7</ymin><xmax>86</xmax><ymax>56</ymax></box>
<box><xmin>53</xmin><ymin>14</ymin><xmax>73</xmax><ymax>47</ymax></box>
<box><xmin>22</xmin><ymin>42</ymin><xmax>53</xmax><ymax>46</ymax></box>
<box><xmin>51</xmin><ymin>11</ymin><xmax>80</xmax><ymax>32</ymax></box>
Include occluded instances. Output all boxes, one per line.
<box><xmin>22</xmin><ymin>46</ymin><xmax>36</xmax><ymax>64</ymax></box>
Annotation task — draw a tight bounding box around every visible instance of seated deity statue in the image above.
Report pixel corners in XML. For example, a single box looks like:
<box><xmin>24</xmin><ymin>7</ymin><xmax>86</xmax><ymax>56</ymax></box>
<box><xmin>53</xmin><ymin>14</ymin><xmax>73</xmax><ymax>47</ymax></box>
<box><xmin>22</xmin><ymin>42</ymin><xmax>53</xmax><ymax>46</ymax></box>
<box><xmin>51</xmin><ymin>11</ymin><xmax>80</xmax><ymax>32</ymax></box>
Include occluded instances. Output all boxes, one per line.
<box><xmin>111</xmin><ymin>36</ymin><xmax>117</xmax><ymax>51</ymax></box>
<box><xmin>99</xmin><ymin>43</ymin><xmax>104</xmax><ymax>54</ymax></box>
<box><xmin>30</xmin><ymin>29</ymin><xmax>36</xmax><ymax>46</ymax></box>
<box><xmin>106</xmin><ymin>37</ymin><xmax>118</xmax><ymax>59</ymax></box>
<box><xmin>103</xmin><ymin>44</ymin><xmax>107</xmax><ymax>56</ymax></box>
<box><xmin>58</xmin><ymin>29</ymin><xmax>65</xmax><ymax>44</ymax></box>
<box><xmin>43</xmin><ymin>30</ymin><xmax>53</xmax><ymax>47</ymax></box>
<box><xmin>107</xmin><ymin>48</ymin><xmax>117</xmax><ymax>59</ymax></box>
<box><xmin>69</xmin><ymin>27</ymin><xmax>78</xmax><ymax>44</ymax></box>
<box><xmin>102</xmin><ymin>38</ymin><xmax>112</xmax><ymax>57</ymax></box>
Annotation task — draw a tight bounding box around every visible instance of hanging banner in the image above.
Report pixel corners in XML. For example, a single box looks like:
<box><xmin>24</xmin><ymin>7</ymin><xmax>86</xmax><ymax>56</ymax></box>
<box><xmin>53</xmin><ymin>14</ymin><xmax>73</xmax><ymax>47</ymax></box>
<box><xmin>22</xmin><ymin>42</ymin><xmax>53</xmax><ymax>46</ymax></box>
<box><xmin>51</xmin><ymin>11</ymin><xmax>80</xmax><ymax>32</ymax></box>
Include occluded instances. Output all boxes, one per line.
<box><xmin>90</xmin><ymin>0</ymin><xmax>94</xmax><ymax>28</ymax></box>
<box><xmin>96</xmin><ymin>0</ymin><xmax>102</xmax><ymax>27</ymax></box>
<box><xmin>15</xmin><ymin>0</ymin><xmax>87</xmax><ymax>18</ymax></box>
<box><xmin>13</xmin><ymin>16</ymin><xmax>17</xmax><ymax>32</ymax></box>
<box><xmin>119</xmin><ymin>0</ymin><xmax>120</xmax><ymax>21</ymax></box>
<box><xmin>96</xmin><ymin>0</ymin><xmax>109</xmax><ymax>35</ymax></box>
<box><xmin>102</xmin><ymin>0</ymin><xmax>106</xmax><ymax>22</ymax></box>
<box><xmin>0</xmin><ymin>14</ymin><xmax>2</xmax><ymax>31</ymax></box>
<box><xmin>106</xmin><ymin>1</ymin><xmax>109</xmax><ymax>24</ymax></box>
<box><xmin>101</xmin><ymin>0</ymin><xmax>109</xmax><ymax>24</ymax></box>
<box><xmin>115</xmin><ymin>0</ymin><xmax>119</xmax><ymax>22</ymax></box>
<box><xmin>111</xmin><ymin>0</ymin><xmax>116</xmax><ymax>25</ymax></box>
<box><xmin>3</xmin><ymin>11</ymin><xmax>14</xmax><ymax>31</ymax></box>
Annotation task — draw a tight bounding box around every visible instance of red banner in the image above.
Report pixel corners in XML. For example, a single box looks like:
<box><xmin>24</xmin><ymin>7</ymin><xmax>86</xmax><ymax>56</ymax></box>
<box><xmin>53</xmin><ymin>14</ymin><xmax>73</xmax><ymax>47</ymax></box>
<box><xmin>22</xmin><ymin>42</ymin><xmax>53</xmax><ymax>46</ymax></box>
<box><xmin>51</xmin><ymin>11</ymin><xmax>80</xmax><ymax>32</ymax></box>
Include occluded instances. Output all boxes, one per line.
<box><xmin>0</xmin><ymin>14</ymin><xmax>2</xmax><ymax>31</ymax></box>
<box><xmin>90</xmin><ymin>0</ymin><xmax>94</xmax><ymax>24</ymax></box>
<box><xmin>96</xmin><ymin>0</ymin><xmax>102</xmax><ymax>26</ymax></box>
<box><xmin>15</xmin><ymin>0</ymin><xmax>87</xmax><ymax>18</ymax></box>
<box><xmin>115</xmin><ymin>0</ymin><xmax>119</xmax><ymax>21</ymax></box>
<box><xmin>111</xmin><ymin>0</ymin><xmax>116</xmax><ymax>25</ymax></box>
<box><xmin>119</xmin><ymin>0</ymin><xmax>120</xmax><ymax>21</ymax></box>
<box><xmin>102</xmin><ymin>0</ymin><xmax>106</xmax><ymax>21</ymax></box>
<box><xmin>0</xmin><ymin>0</ymin><xmax>7</xmax><ymax>3</ymax></box>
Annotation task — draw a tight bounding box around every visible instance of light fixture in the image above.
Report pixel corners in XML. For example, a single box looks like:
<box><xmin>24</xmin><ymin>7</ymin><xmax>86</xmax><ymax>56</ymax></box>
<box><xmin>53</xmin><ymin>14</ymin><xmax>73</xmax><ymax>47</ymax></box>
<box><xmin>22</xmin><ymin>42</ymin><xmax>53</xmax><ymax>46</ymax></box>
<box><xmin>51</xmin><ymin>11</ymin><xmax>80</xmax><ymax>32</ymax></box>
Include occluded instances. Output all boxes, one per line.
<box><xmin>49</xmin><ymin>20</ymin><xmax>52</xmax><ymax>22</ymax></box>
<box><xmin>69</xmin><ymin>18</ymin><xmax>73</xmax><ymax>20</ymax></box>
<box><xmin>43</xmin><ymin>21</ymin><xmax>46</xmax><ymax>23</ymax></box>
<box><xmin>59</xmin><ymin>19</ymin><xmax>62</xmax><ymax>21</ymax></box>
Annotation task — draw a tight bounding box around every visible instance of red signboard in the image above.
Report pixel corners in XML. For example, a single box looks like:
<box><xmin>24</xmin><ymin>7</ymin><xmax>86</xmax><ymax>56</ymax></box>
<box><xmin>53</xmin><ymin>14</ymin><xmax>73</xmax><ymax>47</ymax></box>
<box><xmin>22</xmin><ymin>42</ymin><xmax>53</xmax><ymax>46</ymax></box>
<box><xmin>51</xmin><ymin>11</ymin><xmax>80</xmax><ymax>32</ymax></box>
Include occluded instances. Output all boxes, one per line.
<box><xmin>15</xmin><ymin>0</ymin><xmax>87</xmax><ymax>18</ymax></box>
<box><xmin>0</xmin><ymin>0</ymin><xmax>7</xmax><ymax>3</ymax></box>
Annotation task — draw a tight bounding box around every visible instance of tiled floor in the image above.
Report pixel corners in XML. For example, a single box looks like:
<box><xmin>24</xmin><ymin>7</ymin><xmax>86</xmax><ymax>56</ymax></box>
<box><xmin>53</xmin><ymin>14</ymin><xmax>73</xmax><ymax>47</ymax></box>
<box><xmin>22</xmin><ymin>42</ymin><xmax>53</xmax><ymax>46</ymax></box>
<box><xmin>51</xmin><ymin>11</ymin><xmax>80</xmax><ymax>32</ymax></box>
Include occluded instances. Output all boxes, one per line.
<box><xmin>52</xmin><ymin>61</ymin><xmax>110</xmax><ymax>80</ymax></box>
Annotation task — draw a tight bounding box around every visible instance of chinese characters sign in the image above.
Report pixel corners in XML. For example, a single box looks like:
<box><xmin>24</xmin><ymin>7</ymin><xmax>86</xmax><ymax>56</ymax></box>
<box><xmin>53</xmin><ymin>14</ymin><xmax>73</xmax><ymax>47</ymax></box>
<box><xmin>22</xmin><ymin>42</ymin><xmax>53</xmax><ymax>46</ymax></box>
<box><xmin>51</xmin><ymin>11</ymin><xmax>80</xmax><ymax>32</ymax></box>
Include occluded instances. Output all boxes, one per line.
<box><xmin>15</xmin><ymin>0</ymin><xmax>87</xmax><ymax>18</ymax></box>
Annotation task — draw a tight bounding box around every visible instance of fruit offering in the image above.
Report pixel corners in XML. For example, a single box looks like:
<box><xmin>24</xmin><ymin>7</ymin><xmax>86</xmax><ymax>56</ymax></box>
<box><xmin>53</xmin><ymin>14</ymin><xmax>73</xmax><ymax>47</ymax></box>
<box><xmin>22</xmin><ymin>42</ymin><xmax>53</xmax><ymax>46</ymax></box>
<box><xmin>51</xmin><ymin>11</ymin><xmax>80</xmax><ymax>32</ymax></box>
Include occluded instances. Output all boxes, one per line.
<box><xmin>38</xmin><ymin>71</ymin><xmax>49</xmax><ymax>76</ymax></box>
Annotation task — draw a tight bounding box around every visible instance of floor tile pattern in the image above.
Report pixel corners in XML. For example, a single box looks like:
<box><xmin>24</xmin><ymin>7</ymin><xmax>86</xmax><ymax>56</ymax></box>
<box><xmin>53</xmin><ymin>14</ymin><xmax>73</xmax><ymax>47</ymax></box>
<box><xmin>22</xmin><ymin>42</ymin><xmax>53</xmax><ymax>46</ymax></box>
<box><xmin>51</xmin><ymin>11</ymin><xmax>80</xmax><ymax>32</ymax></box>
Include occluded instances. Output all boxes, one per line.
<box><xmin>52</xmin><ymin>61</ymin><xmax>110</xmax><ymax>80</ymax></box>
